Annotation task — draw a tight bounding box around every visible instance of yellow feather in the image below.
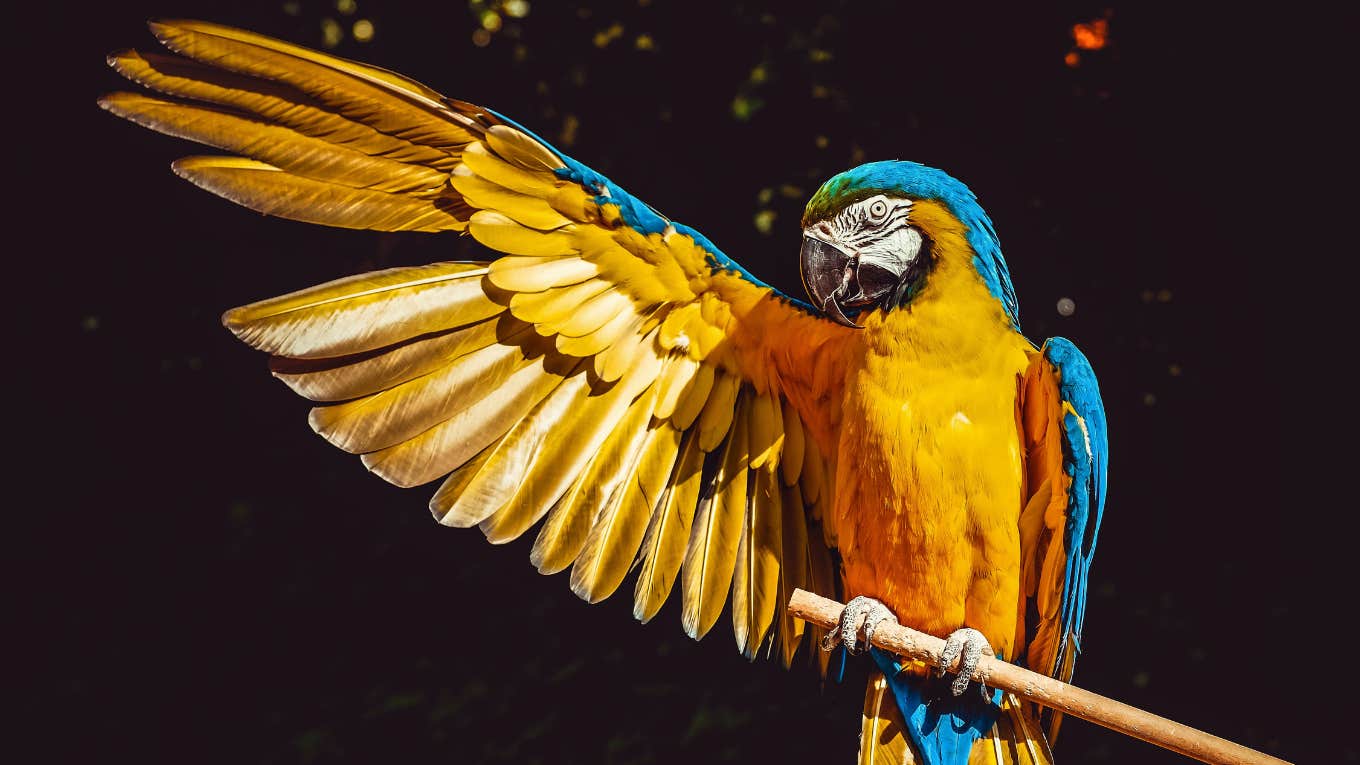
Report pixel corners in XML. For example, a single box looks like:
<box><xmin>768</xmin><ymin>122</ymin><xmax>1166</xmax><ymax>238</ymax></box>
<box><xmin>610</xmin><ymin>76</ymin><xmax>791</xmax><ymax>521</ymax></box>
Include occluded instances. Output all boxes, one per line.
<box><xmin>459</xmin><ymin>141</ymin><xmax>557</xmax><ymax>197</ymax></box>
<box><xmin>747</xmin><ymin>391</ymin><xmax>783</xmax><ymax>470</ymax></box>
<box><xmin>860</xmin><ymin>672</ymin><xmax>913</xmax><ymax>765</ymax></box>
<box><xmin>269</xmin><ymin>314</ymin><xmax>505</xmax><ymax>402</ymax></box>
<box><xmin>569</xmin><ymin>423</ymin><xmax>682</xmax><ymax>603</ymax></box>
<box><xmin>431</xmin><ymin>367</ymin><xmax>590</xmax><ymax>527</ymax></box>
<box><xmin>1018</xmin><ymin>479</ymin><xmax>1053</xmax><ymax>598</ymax></box>
<box><xmin>800</xmin><ymin>426</ymin><xmax>825</xmax><ymax>505</ymax></box>
<box><xmin>553</xmin><ymin>310</ymin><xmax>638</xmax><ymax>359</ymax></box>
<box><xmin>101</xmin><ymin>92</ymin><xmax>448</xmax><ymax>194</ymax></box>
<box><xmin>487</xmin><ymin>256</ymin><xmax>598</xmax><ymax>293</ymax></box>
<box><xmin>1036</xmin><ymin>533</ymin><xmax>1065</xmax><ymax>621</ymax></box>
<box><xmin>358</xmin><ymin>355</ymin><xmax>567</xmax><ymax>487</ymax></box>
<box><xmin>424</xmin><ymin>440</ymin><xmax>498</xmax><ymax>525</ymax></box>
<box><xmin>467</xmin><ymin>211</ymin><xmax>579</xmax><ymax>257</ymax></box>
<box><xmin>806</xmin><ymin>518</ymin><xmax>837</xmax><ymax>677</ymax></box>
<box><xmin>632</xmin><ymin>428</ymin><xmax>705</xmax><ymax>623</ymax></box>
<box><xmin>595</xmin><ymin>327</ymin><xmax>660</xmax><ymax>385</ymax></box>
<box><xmin>653</xmin><ymin>354</ymin><xmax>699</xmax><ymax>420</ymax></box>
<box><xmin>658</xmin><ymin>303</ymin><xmax>699</xmax><ymax>350</ymax></box>
<box><xmin>149</xmin><ymin>20</ymin><xmax>476</xmax><ymax>152</ymax></box>
<box><xmin>106</xmin><ymin>50</ymin><xmax>457</xmax><ymax>170</ymax></box>
<box><xmin>470</xmin><ymin>363</ymin><xmax>654</xmax><ymax>541</ymax></box>
<box><xmin>686</xmin><ymin>297</ymin><xmax>729</xmax><ymax>358</ymax></box>
<box><xmin>152</xmin><ymin>20</ymin><xmax>454</xmax><ymax>105</ymax></box>
<box><xmin>509</xmin><ymin>279</ymin><xmax>612</xmax><ymax>326</ymax></box>
<box><xmin>450</xmin><ymin>167</ymin><xmax>572</xmax><ymax>230</ymax></box>
<box><xmin>530</xmin><ymin>381</ymin><xmax>659</xmax><ymax>574</ymax></box>
<box><xmin>681</xmin><ymin>395</ymin><xmax>749</xmax><ymax>640</ymax></box>
<box><xmin>670</xmin><ymin>361</ymin><xmax>714</xmax><ymax>430</ymax></box>
<box><xmin>780</xmin><ymin>400</ymin><xmax>805</xmax><ymax>487</ymax></box>
<box><xmin>485</xmin><ymin>124</ymin><xmax>566</xmax><ymax>173</ymax></box>
<box><xmin>777</xmin><ymin>481</ymin><xmax>808</xmax><ymax>668</ymax></box>
<box><xmin>223</xmin><ymin>263</ymin><xmax>496</xmax><ymax>358</ymax></box>
<box><xmin>170</xmin><ymin>155</ymin><xmax>467</xmax><ymax>232</ymax></box>
<box><xmin>552</xmin><ymin>289</ymin><xmax>635</xmax><ymax>337</ymax></box>
<box><xmin>307</xmin><ymin>324</ymin><xmax>541</xmax><ymax>453</ymax></box>
<box><xmin>732</xmin><ymin>460</ymin><xmax>782</xmax><ymax>658</ymax></box>
<box><xmin>697</xmin><ymin>371</ymin><xmax>740</xmax><ymax>452</ymax></box>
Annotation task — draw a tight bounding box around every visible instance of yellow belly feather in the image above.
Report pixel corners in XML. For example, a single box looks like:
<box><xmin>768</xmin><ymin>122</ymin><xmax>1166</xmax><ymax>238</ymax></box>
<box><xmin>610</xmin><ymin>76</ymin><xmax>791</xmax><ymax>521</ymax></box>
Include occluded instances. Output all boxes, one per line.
<box><xmin>831</xmin><ymin>237</ymin><xmax>1032</xmax><ymax>655</ymax></box>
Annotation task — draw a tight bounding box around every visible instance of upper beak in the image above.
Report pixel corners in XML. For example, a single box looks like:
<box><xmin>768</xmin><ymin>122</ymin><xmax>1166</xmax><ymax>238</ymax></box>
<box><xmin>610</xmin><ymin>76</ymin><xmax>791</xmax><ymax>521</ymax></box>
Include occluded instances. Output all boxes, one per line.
<box><xmin>800</xmin><ymin>234</ymin><xmax>862</xmax><ymax>328</ymax></box>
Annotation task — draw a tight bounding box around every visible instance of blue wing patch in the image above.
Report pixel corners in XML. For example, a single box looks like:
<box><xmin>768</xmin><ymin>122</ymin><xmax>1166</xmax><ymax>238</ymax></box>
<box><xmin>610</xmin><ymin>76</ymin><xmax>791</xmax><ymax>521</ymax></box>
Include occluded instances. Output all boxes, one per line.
<box><xmin>1042</xmin><ymin>337</ymin><xmax>1109</xmax><ymax>682</ymax></box>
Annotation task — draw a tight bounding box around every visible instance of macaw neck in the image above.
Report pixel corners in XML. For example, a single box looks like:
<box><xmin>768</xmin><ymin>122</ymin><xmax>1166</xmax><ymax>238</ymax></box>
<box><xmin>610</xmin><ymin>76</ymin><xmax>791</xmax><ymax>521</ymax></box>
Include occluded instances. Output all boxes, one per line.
<box><xmin>861</xmin><ymin>229</ymin><xmax>1019</xmax><ymax>359</ymax></box>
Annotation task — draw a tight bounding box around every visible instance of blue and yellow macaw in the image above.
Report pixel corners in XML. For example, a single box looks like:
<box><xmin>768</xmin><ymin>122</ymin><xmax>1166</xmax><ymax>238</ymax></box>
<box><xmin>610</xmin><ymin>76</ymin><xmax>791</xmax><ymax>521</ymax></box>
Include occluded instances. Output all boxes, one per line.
<box><xmin>102</xmin><ymin>21</ymin><xmax>1108</xmax><ymax>765</ymax></box>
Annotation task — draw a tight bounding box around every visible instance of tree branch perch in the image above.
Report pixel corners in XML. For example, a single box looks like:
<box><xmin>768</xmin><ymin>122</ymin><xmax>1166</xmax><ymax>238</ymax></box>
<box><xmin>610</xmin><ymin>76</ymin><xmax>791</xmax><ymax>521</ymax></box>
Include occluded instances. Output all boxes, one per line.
<box><xmin>787</xmin><ymin>589</ymin><xmax>1289</xmax><ymax>765</ymax></box>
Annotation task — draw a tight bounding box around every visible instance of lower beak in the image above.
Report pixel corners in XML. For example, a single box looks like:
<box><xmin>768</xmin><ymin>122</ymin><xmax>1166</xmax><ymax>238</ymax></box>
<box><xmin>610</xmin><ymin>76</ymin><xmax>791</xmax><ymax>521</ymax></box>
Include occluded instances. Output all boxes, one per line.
<box><xmin>799</xmin><ymin>235</ymin><xmax>861</xmax><ymax>327</ymax></box>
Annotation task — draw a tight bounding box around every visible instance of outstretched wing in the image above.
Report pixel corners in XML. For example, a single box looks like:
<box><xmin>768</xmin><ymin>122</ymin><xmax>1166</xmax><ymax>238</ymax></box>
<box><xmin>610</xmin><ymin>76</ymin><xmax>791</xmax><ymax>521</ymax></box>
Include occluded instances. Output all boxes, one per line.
<box><xmin>1016</xmin><ymin>337</ymin><xmax>1109</xmax><ymax>737</ymax></box>
<box><xmin>100</xmin><ymin>20</ymin><xmax>852</xmax><ymax>664</ymax></box>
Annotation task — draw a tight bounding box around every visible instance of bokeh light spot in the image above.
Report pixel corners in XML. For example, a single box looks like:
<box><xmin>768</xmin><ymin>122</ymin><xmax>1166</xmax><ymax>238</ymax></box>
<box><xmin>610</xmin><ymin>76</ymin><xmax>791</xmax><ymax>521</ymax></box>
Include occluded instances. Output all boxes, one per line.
<box><xmin>321</xmin><ymin>17</ymin><xmax>343</xmax><ymax>48</ymax></box>
<box><xmin>753</xmin><ymin>209</ymin><xmax>777</xmax><ymax>235</ymax></box>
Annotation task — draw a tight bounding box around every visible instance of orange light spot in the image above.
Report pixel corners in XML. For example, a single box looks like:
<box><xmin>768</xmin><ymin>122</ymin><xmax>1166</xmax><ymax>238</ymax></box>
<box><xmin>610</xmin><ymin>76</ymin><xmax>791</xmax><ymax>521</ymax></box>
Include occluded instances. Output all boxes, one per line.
<box><xmin>1072</xmin><ymin>18</ymin><xmax>1109</xmax><ymax>50</ymax></box>
<box><xmin>1064</xmin><ymin>51</ymin><xmax>1080</xmax><ymax>68</ymax></box>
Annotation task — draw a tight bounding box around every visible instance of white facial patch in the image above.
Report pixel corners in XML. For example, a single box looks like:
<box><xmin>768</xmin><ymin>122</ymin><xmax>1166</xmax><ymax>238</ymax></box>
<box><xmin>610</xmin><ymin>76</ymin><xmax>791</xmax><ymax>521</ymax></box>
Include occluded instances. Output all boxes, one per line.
<box><xmin>807</xmin><ymin>195</ymin><xmax>923</xmax><ymax>281</ymax></box>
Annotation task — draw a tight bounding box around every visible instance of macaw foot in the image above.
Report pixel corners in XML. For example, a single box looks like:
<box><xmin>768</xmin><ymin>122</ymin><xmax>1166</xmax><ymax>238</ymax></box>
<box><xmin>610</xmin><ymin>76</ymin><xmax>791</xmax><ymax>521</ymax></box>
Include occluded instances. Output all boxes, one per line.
<box><xmin>820</xmin><ymin>595</ymin><xmax>899</xmax><ymax>655</ymax></box>
<box><xmin>937</xmin><ymin>627</ymin><xmax>995</xmax><ymax>697</ymax></box>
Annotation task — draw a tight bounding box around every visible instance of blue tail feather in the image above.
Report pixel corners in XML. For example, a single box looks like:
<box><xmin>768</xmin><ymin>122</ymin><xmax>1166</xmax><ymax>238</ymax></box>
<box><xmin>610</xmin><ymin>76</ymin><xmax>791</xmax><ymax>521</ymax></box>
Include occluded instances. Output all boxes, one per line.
<box><xmin>870</xmin><ymin>648</ymin><xmax>1002</xmax><ymax>765</ymax></box>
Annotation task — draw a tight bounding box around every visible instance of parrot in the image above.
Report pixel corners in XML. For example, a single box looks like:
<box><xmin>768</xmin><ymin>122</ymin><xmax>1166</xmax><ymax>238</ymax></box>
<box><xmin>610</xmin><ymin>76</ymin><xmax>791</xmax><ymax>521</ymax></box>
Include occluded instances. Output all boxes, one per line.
<box><xmin>100</xmin><ymin>20</ymin><xmax>1108</xmax><ymax>765</ymax></box>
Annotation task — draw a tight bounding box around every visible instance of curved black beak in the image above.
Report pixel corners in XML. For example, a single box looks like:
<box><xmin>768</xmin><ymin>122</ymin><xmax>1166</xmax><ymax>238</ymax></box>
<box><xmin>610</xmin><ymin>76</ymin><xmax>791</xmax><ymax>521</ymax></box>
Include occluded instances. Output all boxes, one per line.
<box><xmin>799</xmin><ymin>235</ymin><xmax>861</xmax><ymax>328</ymax></box>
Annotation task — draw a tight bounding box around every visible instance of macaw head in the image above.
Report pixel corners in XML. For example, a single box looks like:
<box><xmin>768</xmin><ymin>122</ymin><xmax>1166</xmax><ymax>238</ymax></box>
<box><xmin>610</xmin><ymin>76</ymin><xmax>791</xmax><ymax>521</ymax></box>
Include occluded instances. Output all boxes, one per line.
<box><xmin>799</xmin><ymin>160</ymin><xmax>1019</xmax><ymax>328</ymax></box>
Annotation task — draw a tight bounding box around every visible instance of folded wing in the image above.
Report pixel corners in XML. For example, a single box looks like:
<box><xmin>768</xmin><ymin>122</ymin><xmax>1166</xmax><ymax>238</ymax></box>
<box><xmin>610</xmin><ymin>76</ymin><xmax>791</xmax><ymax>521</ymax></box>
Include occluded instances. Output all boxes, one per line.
<box><xmin>1016</xmin><ymin>337</ymin><xmax>1109</xmax><ymax>739</ymax></box>
<box><xmin>101</xmin><ymin>20</ymin><xmax>853</xmax><ymax>664</ymax></box>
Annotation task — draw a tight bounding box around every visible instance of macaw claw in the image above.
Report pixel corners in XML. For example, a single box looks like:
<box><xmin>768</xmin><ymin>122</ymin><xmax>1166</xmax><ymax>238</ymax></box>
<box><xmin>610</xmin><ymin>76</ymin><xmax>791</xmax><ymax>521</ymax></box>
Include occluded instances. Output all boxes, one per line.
<box><xmin>937</xmin><ymin>627</ymin><xmax>994</xmax><ymax>697</ymax></box>
<box><xmin>820</xmin><ymin>595</ymin><xmax>899</xmax><ymax>655</ymax></box>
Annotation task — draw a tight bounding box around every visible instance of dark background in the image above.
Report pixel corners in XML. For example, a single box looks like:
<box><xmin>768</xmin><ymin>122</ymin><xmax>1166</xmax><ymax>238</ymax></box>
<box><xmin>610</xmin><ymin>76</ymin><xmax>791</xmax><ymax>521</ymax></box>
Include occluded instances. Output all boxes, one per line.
<box><xmin>20</xmin><ymin>1</ymin><xmax>1341</xmax><ymax>763</ymax></box>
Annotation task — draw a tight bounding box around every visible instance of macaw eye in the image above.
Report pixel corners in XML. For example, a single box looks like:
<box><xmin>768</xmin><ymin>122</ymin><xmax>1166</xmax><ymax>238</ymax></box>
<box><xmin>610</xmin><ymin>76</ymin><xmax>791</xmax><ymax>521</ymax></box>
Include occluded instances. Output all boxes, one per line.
<box><xmin>868</xmin><ymin>199</ymin><xmax>888</xmax><ymax>221</ymax></box>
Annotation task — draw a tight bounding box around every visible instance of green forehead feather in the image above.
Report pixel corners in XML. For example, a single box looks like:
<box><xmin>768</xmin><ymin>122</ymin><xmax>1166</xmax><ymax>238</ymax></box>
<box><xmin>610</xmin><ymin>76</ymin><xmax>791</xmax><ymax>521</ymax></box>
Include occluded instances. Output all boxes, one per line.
<box><xmin>801</xmin><ymin>179</ymin><xmax>888</xmax><ymax>226</ymax></box>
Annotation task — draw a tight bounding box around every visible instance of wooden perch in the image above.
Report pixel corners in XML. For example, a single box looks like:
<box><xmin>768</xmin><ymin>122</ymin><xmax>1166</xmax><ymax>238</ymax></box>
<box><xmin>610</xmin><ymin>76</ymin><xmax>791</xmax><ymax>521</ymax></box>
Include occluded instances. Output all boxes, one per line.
<box><xmin>788</xmin><ymin>589</ymin><xmax>1289</xmax><ymax>765</ymax></box>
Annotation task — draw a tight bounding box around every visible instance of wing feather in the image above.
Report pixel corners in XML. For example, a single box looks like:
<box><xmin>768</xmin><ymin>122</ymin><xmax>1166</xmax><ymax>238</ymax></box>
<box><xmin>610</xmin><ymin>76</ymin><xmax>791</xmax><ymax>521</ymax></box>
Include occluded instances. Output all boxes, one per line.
<box><xmin>359</xmin><ymin>356</ymin><xmax>567</xmax><ymax>488</ymax></box>
<box><xmin>306</xmin><ymin>324</ymin><xmax>541</xmax><ymax>454</ymax></box>
<box><xmin>510</xmin><ymin>279</ymin><xmax>612</xmax><ymax>325</ymax></box>
<box><xmin>468</xmin><ymin>211</ymin><xmax>579</xmax><ymax>256</ymax></box>
<box><xmin>430</xmin><ymin>366</ymin><xmax>590</xmax><ymax>528</ymax></box>
<box><xmin>222</xmin><ymin>263</ymin><xmax>496</xmax><ymax>358</ymax></box>
<box><xmin>732</xmin><ymin>460</ymin><xmax>782</xmax><ymax>658</ymax></box>
<box><xmin>570</xmin><ymin>423</ymin><xmax>682</xmax><ymax>603</ymax></box>
<box><xmin>530</xmin><ymin>380</ymin><xmax>660</xmax><ymax>574</ymax></box>
<box><xmin>101</xmin><ymin>92</ymin><xmax>448</xmax><ymax>193</ymax></box>
<box><xmin>776</xmin><ymin>481</ymin><xmax>809</xmax><ymax>667</ymax></box>
<box><xmin>172</xmin><ymin>156</ymin><xmax>467</xmax><ymax>232</ymax></box>
<box><xmin>632</xmin><ymin>428</ymin><xmax>705</xmax><ymax>623</ymax></box>
<box><xmin>1019</xmin><ymin>339</ymin><xmax>1108</xmax><ymax>742</ymax></box>
<box><xmin>105</xmin><ymin>20</ymin><xmax>847</xmax><ymax>664</ymax></box>
<box><xmin>697</xmin><ymin>371</ymin><xmax>740</xmax><ymax>451</ymax></box>
<box><xmin>682</xmin><ymin>395</ymin><xmax>750</xmax><ymax>640</ymax></box>
<box><xmin>107</xmin><ymin>49</ymin><xmax>457</xmax><ymax>170</ymax></box>
<box><xmin>268</xmin><ymin>314</ymin><xmax>504</xmax><ymax>402</ymax></box>
<box><xmin>148</xmin><ymin>20</ymin><xmax>478</xmax><ymax>150</ymax></box>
